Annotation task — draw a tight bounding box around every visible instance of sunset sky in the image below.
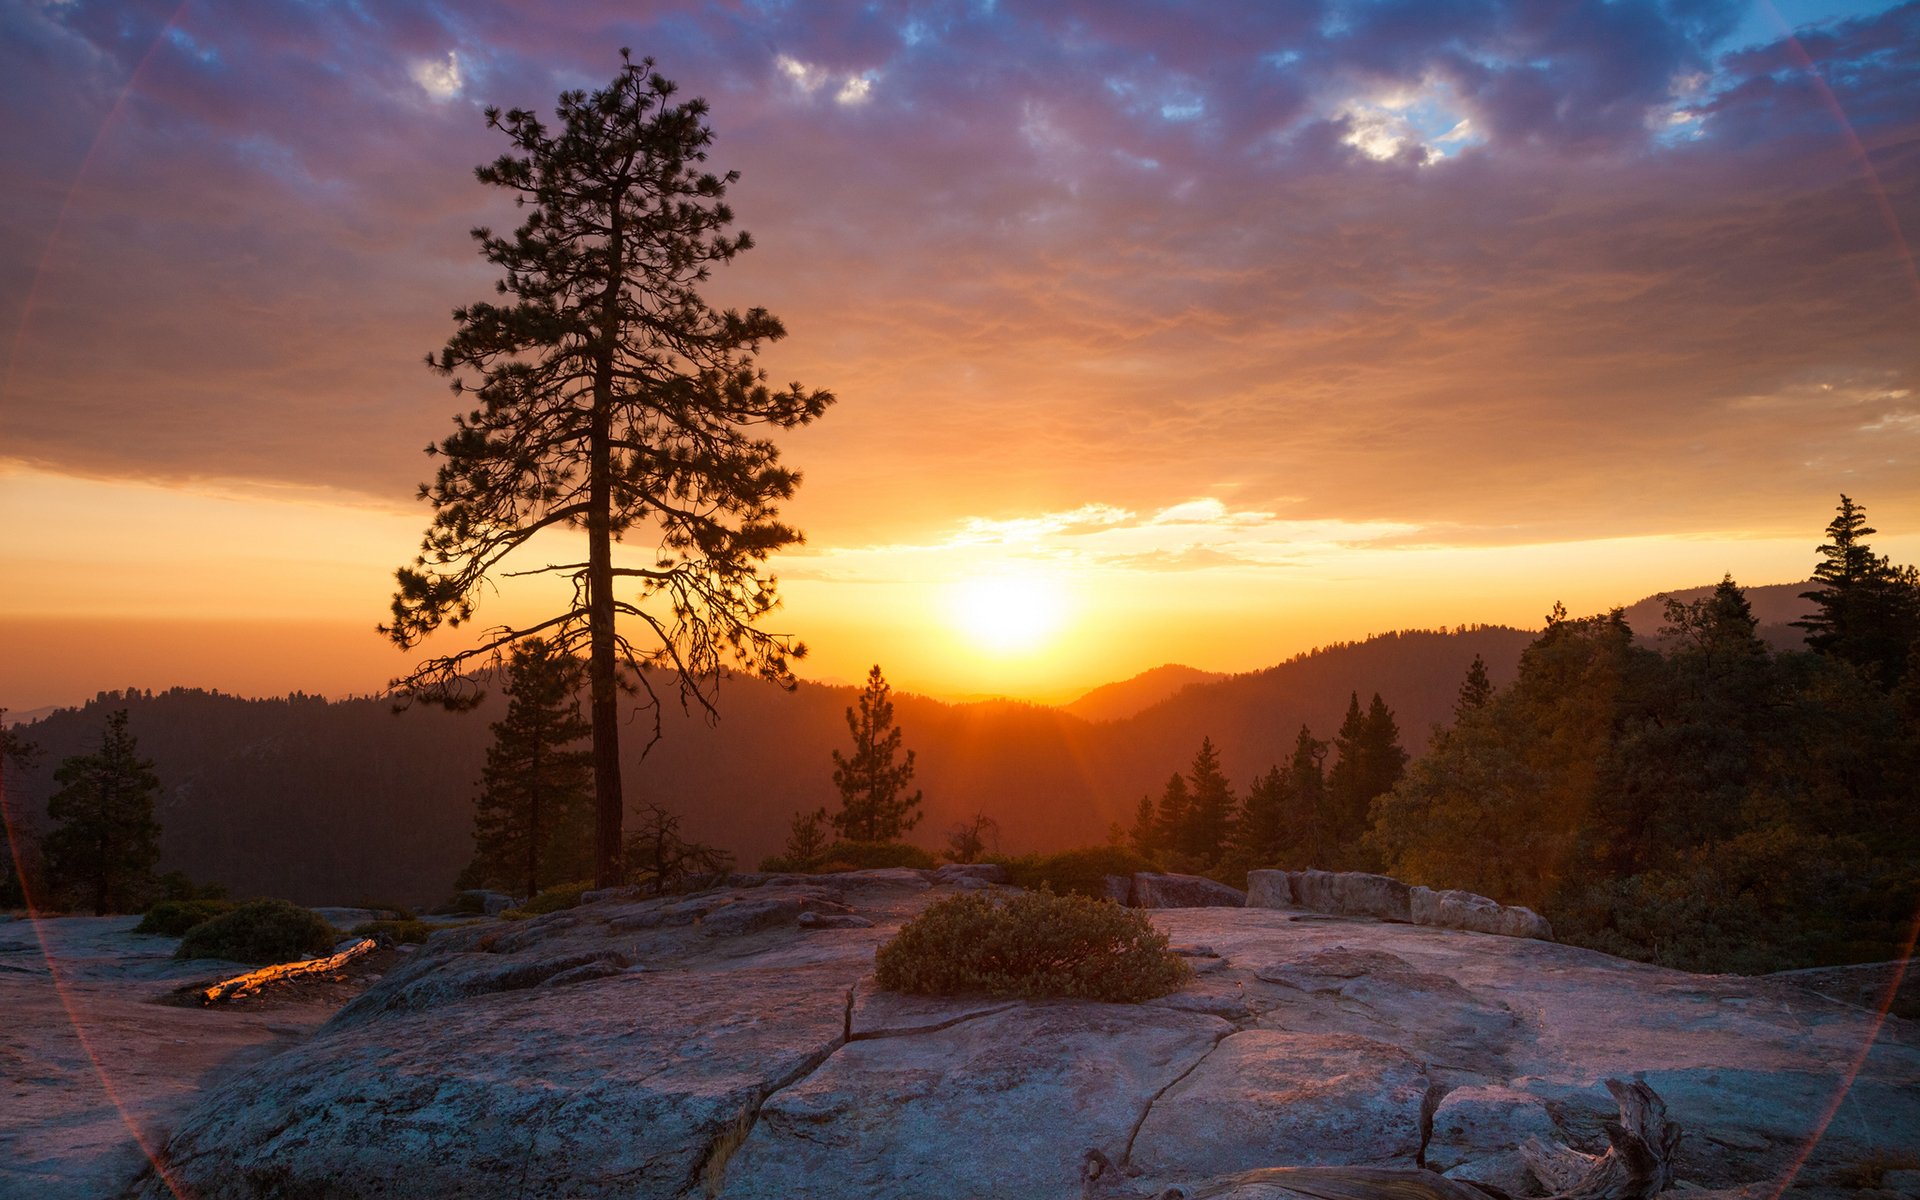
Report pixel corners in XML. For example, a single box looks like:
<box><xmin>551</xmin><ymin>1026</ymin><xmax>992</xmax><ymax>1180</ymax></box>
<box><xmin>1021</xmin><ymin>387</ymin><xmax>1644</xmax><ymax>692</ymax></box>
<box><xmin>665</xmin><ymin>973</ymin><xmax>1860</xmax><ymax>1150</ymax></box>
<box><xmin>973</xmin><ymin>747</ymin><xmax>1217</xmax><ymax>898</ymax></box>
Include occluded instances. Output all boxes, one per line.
<box><xmin>3</xmin><ymin>0</ymin><xmax>1917</xmax><ymax>712</ymax></box>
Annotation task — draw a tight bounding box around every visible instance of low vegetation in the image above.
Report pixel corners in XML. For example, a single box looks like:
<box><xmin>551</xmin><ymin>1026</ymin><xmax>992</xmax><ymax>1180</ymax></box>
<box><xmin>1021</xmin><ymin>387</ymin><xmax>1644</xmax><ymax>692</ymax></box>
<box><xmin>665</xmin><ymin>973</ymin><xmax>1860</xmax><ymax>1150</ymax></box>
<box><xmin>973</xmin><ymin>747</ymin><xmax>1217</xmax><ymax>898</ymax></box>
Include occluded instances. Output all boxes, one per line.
<box><xmin>992</xmin><ymin>846</ymin><xmax>1156</xmax><ymax>899</ymax></box>
<box><xmin>135</xmin><ymin>898</ymin><xmax>238</xmax><ymax>937</ymax></box>
<box><xmin>351</xmin><ymin>918</ymin><xmax>437</xmax><ymax>945</ymax></box>
<box><xmin>175</xmin><ymin>899</ymin><xmax>338</xmax><ymax>964</ymax></box>
<box><xmin>875</xmin><ymin>890</ymin><xmax>1190</xmax><ymax>1002</ymax></box>
<box><xmin>760</xmin><ymin>839</ymin><xmax>937</xmax><ymax>874</ymax></box>
<box><xmin>501</xmin><ymin>880</ymin><xmax>592</xmax><ymax>919</ymax></box>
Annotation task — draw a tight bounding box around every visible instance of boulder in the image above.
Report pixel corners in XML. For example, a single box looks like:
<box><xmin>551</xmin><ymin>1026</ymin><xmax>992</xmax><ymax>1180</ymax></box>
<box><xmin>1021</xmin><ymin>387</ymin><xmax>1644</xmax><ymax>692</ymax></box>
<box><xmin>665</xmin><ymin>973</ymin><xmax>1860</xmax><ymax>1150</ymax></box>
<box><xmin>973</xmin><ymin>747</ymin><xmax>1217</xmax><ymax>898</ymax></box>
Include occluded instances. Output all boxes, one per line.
<box><xmin>1244</xmin><ymin>869</ymin><xmax>1292</xmax><ymax>909</ymax></box>
<box><xmin>1101</xmin><ymin>874</ymin><xmax>1133</xmax><ymax>905</ymax></box>
<box><xmin>1286</xmin><ymin>869</ymin><xmax>1412</xmax><ymax>922</ymax></box>
<box><xmin>1411</xmin><ymin>886</ymin><xmax>1553</xmax><ymax>940</ymax></box>
<box><xmin>1131</xmin><ymin>872</ymin><xmax>1246</xmax><ymax>908</ymax></box>
<box><xmin>455</xmin><ymin>889</ymin><xmax>518</xmax><ymax>916</ymax></box>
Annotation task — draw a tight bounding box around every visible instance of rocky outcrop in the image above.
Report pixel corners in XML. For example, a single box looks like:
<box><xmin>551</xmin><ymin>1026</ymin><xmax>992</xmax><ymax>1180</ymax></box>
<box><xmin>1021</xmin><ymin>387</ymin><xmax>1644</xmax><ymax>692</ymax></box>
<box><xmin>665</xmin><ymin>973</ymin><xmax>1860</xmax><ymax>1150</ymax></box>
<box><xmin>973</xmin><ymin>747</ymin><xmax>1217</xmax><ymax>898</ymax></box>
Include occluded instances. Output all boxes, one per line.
<box><xmin>1411</xmin><ymin>886</ymin><xmax>1553</xmax><ymax>940</ymax></box>
<box><xmin>124</xmin><ymin>870</ymin><xmax>1920</xmax><ymax>1200</ymax></box>
<box><xmin>1130</xmin><ymin>872</ymin><xmax>1246</xmax><ymax>908</ymax></box>
<box><xmin>1284</xmin><ymin>869</ymin><xmax>1413</xmax><ymax>922</ymax></box>
<box><xmin>1247</xmin><ymin>870</ymin><xmax>1552</xmax><ymax>941</ymax></box>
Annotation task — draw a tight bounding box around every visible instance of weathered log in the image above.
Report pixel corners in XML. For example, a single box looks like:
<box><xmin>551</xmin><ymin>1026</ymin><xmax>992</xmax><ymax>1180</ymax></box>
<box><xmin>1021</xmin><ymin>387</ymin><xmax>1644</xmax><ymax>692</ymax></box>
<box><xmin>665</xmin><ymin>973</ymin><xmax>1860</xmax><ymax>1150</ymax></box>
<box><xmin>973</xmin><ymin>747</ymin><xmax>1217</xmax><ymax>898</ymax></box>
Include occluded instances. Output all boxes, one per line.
<box><xmin>201</xmin><ymin>939</ymin><xmax>377</xmax><ymax>1005</ymax></box>
<box><xmin>1520</xmin><ymin>1079</ymin><xmax>1679</xmax><ymax>1200</ymax></box>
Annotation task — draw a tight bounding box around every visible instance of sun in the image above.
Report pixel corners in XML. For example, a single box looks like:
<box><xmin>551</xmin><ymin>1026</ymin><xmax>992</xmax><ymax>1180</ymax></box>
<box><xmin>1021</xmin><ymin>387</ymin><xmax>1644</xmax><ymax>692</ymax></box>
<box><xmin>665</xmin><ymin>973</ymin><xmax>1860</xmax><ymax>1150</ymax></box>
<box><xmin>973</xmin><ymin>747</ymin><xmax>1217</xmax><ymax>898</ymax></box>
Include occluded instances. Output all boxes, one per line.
<box><xmin>948</xmin><ymin>572</ymin><xmax>1068</xmax><ymax>656</ymax></box>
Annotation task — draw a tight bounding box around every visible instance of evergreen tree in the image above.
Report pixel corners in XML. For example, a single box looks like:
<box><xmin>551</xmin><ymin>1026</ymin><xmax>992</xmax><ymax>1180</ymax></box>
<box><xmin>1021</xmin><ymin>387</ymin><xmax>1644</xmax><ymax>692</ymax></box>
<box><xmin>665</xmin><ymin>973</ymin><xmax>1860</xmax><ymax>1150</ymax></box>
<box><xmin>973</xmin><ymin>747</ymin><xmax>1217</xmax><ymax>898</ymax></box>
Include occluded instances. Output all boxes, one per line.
<box><xmin>1325</xmin><ymin>694</ymin><xmax>1371</xmax><ymax>854</ymax></box>
<box><xmin>831</xmin><ymin>665</ymin><xmax>923</xmax><ymax>841</ymax></box>
<box><xmin>383</xmin><ymin>53</ymin><xmax>836</xmax><ymax>887</ymax></box>
<box><xmin>1183</xmin><ymin>736</ymin><xmax>1236</xmax><ymax>862</ymax></box>
<box><xmin>1153</xmin><ymin>772</ymin><xmax>1191</xmax><ymax>857</ymax></box>
<box><xmin>1362</xmin><ymin>694</ymin><xmax>1410</xmax><ymax>798</ymax></box>
<box><xmin>783</xmin><ymin>806</ymin><xmax>831</xmax><ymax>868</ymax></box>
<box><xmin>1286</xmin><ymin>725</ymin><xmax>1328</xmax><ymax>866</ymax></box>
<box><xmin>1129</xmin><ymin>792</ymin><xmax>1159</xmax><ymax>858</ymax></box>
<box><xmin>1455</xmin><ymin>654</ymin><xmax>1493</xmax><ymax>717</ymax></box>
<box><xmin>464</xmin><ymin>639</ymin><xmax>593</xmax><ymax>898</ymax></box>
<box><xmin>1795</xmin><ymin>495</ymin><xmax>1919</xmax><ymax>683</ymax></box>
<box><xmin>44</xmin><ymin>710</ymin><xmax>161</xmax><ymax>914</ymax></box>
<box><xmin>1233</xmin><ymin>765</ymin><xmax>1290</xmax><ymax>865</ymax></box>
<box><xmin>1</xmin><ymin>711</ymin><xmax>43</xmax><ymax>908</ymax></box>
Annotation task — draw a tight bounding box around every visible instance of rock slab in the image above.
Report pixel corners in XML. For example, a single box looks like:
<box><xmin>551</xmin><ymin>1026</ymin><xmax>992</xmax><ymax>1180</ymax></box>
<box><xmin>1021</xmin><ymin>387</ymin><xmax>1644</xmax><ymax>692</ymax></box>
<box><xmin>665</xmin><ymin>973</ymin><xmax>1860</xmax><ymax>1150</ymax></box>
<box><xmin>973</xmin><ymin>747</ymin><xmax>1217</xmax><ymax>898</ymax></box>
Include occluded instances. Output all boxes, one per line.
<box><xmin>1131</xmin><ymin>872</ymin><xmax>1247</xmax><ymax>909</ymax></box>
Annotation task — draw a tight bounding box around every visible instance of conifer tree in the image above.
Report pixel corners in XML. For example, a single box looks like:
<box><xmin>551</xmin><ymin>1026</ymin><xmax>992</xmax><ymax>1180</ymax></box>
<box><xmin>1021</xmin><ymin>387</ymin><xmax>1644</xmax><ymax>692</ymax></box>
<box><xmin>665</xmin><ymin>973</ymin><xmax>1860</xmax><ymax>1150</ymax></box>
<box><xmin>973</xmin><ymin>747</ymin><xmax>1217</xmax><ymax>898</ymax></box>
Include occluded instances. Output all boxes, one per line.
<box><xmin>44</xmin><ymin>710</ymin><xmax>161</xmax><ymax>914</ymax></box>
<box><xmin>831</xmin><ymin>665</ymin><xmax>923</xmax><ymax>842</ymax></box>
<box><xmin>1234</xmin><ymin>765</ymin><xmax>1289</xmax><ymax>865</ymax></box>
<box><xmin>464</xmin><ymin>639</ymin><xmax>593</xmax><ymax>899</ymax></box>
<box><xmin>1795</xmin><ymin>495</ymin><xmax>1920</xmax><ymax>682</ymax></box>
<box><xmin>1154</xmin><ymin>772</ymin><xmax>1191</xmax><ymax>856</ymax></box>
<box><xmin>384</xmin><ymin>52</ymin><xmax>835</xmax><ymax>887</ymax></box>
<box><xmin>1129</xmin><ymin>792</ymin><xmax>1159</xmax><ymax>857</ymax></box>
<box><xmin>0</xmin><ymin>711</ymin><xmax>43</xmax><ymax>908</ymax></box>
<box><xmin>783</xmin><ymin>806</ymin><xmax>831</xmax><ymax>868</ymax></box>
<box><xmin>1286</xmin><ymin>724</ymin><xmax>1328</xmax><ymax>865</ymax></box>
<box><xmin>1326</xmin><ymin>693</ymin><xmax>1371</xmax><ymax>853</ymax></box>
<box><xmin>1455</xmin><ymin>654</ymin><xmax>1493</xmax><ymax>717</ymax></box>
<box><xmin>1183</xmin><ymin>736</ymin><xmax>1236</xmax><ymax>862</ymax></box>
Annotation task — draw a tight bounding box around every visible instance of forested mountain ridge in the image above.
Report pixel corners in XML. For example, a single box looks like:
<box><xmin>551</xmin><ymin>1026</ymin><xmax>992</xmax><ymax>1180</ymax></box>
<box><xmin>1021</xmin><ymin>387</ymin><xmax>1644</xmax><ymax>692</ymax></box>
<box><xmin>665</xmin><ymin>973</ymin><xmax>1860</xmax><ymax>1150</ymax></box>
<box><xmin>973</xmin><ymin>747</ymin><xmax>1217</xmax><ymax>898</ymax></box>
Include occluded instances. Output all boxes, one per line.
<box><xmin>6</xmin><ymin>625</ymin><xmax>1530</xmax><ymax>905</ymax></box>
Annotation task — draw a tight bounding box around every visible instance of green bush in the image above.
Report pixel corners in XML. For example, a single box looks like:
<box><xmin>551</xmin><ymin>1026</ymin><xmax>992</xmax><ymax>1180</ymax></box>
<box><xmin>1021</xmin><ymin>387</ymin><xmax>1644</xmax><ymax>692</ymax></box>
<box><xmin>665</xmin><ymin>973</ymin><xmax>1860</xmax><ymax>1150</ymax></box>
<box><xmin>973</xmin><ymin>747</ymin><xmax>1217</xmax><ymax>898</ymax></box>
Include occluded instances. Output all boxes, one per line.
<box><xmin>136</xmin><ymin>898</ymin><xmax>239</xmax><ymax>937</ymax></box>
<box><xmin>351</xmin><ymin>918</ymin><xmax>436</xmax><ymax>945</ymax></box>
<box><xmin>501</xmin><ymin>880</ymin><xmax>591</xmax><ymax>920</ymax></box>
<box><xmin>875</xmin><ymin>890</ymin><xmax>1190</xmax><ymax>1002</ymax></box>
<box><xmin>174</xmin><ymin>899</ymin><xmax>339</xmax><ymax>964</ymax></box>
<box><xmin>993</xmin><ymin>846</ymin><xmax>1157</xmax><ymax>899</ymax></box>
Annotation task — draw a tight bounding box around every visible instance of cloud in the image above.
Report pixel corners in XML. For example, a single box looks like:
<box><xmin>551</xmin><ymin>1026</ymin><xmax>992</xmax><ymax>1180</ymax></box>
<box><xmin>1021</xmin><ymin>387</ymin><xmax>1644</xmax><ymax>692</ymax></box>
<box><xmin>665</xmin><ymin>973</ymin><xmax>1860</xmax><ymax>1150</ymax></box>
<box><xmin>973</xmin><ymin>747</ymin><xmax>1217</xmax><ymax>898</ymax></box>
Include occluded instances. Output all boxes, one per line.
<box><xmin>1</xmin><ymin>0</ymin><xmax>1915</xmax><ymax>556</ymax></box>
<box><xmin>409</xmin><ymin>51</ymin><xmax>462</xmax><ymax>100</ymax></box>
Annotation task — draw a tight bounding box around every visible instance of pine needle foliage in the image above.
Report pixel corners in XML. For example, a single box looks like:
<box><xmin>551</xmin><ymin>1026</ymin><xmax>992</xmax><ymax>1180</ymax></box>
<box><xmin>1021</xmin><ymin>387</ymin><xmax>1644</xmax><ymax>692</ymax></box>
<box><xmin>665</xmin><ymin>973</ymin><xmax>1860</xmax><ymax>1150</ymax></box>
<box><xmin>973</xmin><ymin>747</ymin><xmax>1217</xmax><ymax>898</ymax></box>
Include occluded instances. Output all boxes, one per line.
<box><xmin>383</xmin><ymin>51</ymin><xmax>834</xmax><ymax>887</ymax></box>
<box><xmin>875</xmin><ymin>890</ymin><xmax>1189</xmax><ymax>1002</ymax></box>
<box><xmin>831</xmin><ymin>665</ymin><xmax>923</xmax><ymax>842</ymax></box>
<box><xmin>463</xmin><ymin>639</ymin><xmax>593</xmax><ymax>899</ymax></box>
<box><xmin>44</xmin><ymin>710</ymin><xmax>161</xmax><ymax>915</ymax></box>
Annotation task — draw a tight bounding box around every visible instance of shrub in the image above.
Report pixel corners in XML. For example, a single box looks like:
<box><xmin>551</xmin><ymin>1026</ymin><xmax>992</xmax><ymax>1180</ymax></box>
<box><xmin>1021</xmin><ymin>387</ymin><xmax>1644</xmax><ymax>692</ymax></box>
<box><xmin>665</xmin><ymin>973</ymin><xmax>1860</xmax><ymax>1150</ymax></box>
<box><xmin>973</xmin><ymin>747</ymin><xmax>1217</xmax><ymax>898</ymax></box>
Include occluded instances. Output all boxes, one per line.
<box><xmin>136</xmin><ymin>898</ymin><xmax>238</xmax><ymax>937</ymax></box>
<box><xmin>875</xmin><ymin>890</ymin><xmax>1190</xmax><ymax>1003</ymax></box>
<box><xmin>993</xmin><ymin>846</ymin><xmax>1157</xmax><ymax>899</ymax></box>
<box><xmin>174</xmin><ymin>899</ymin><xmax>339</xmax><ymax>964</ymax></box>
<box><xmin>815</xmin><ymin>841</ymin><xmax>938</xmax><ymax>870</ymax></box>
<box><xmin>501</xmin><ymin>880</ymin><xmax>591</xmax><ymax>920</ymax></box>
<box><xmin>351</xmin><ymin>918</ymin><xmax>437</xmax><ymax>944</ymax></box>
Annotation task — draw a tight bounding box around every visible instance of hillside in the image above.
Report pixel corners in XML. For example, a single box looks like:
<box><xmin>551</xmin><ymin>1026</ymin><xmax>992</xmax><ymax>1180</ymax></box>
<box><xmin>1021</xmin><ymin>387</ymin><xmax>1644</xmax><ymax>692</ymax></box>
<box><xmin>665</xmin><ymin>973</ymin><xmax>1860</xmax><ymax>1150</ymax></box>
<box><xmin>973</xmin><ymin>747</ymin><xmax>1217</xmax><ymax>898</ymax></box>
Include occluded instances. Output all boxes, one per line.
<box><xmin>5</xmin><ymin>626</ymin><xmax>1530</xmax><ymax>906</ymax></box>
<box><xmin>1062</xmin><ymin>664</ymin><xmax>1227</xmax><ymax>722</ymax></box>
<box><xmin>1619</xmin><ymin>579</ymin><xmax>1814</xmax><ymax>651</ymax></box>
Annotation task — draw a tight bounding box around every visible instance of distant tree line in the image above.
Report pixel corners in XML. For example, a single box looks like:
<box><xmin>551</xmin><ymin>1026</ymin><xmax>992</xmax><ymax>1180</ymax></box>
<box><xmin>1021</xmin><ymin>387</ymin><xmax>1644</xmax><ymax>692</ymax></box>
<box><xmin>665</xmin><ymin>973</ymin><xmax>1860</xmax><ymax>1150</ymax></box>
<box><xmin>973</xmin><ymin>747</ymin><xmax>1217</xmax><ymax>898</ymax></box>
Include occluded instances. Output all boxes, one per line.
<box><xmin>1127</xmin><ymin>690</ymin><xmax>1409</xmax><ymax>876</ymax></box>
<box><xmin>1369</xmin><ymin>495</ymin><xmax>1920</xmax><ymax>973</ymax></box>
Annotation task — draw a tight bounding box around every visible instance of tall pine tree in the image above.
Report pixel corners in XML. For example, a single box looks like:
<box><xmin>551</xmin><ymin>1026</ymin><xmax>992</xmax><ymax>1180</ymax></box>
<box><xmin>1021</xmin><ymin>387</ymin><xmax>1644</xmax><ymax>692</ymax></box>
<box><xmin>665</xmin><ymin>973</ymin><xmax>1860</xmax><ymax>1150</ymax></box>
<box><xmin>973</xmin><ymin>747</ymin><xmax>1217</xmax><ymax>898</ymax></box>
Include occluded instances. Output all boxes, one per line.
<box><xmin>44</xmin><ymin>710</ymin><xmax>161</xmax><ymax>914</ymax></box>
<box><xmin>1233</xmin><ymin>765</ymin><xmax>1290</xmax><ymax>866</ymax></box>
<box><xmin>463</xmin><ymin>639</ymin><xmax>594</xmax><ymax>898</ymax></box>
<box><xmin>831</xmin><ymin>666</ymin><xmax>923</xmax><ymax>842</ymax></box>
<box><xmin>384</xmin><ymin>53</ymin><xmax>836</xmax><ymax>887</ymax></box>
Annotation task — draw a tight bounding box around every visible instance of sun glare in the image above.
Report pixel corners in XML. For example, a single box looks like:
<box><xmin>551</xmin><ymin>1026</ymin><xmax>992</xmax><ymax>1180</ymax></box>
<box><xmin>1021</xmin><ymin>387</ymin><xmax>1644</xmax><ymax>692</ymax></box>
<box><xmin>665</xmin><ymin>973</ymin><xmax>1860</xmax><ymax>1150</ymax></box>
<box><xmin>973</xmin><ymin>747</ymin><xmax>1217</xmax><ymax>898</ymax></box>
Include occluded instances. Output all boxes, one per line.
<box><xmin>948</xmin><ymin>572</ymin><xmax>1068</xmax><ymax>656</ymax></box>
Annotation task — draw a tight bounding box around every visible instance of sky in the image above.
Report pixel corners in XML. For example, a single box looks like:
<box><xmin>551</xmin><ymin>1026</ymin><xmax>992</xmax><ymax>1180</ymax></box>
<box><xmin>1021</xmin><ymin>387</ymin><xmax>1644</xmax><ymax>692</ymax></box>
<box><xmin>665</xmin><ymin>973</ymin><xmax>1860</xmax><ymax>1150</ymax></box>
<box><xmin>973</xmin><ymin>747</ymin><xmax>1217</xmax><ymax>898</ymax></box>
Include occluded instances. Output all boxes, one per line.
<box><xmin>2</xmin><ymin>0</ymin><xmax>1917</xmax><ymax>711</ymax></box>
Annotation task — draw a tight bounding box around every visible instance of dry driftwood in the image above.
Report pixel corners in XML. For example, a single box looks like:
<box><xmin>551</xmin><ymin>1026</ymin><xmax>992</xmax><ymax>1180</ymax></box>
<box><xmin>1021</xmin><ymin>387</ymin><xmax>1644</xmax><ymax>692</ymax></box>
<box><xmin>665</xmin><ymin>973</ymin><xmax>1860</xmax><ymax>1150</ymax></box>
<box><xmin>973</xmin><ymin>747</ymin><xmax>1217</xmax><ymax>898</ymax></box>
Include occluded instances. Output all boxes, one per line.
<box><xmin>1084</xmin><ymin>1076</ymin><xmax>1680</xmax><ymax>1200</ymax></box>
<box><xmin>200</xmin><ymin>938</ymin><xmax>377</xmax><ymax>1005</ymax></box>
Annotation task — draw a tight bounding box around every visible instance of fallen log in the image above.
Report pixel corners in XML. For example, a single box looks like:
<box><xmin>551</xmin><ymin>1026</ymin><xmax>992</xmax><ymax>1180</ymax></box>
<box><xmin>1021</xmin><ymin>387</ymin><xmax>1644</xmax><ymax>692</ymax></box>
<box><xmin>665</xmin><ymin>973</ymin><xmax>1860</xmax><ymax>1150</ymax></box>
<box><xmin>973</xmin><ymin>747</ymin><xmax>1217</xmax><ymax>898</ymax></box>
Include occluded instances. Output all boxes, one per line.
<box><xmin>201</xmin><ymin>938</ymin><xmax>377</xmax><ymax>1006</ymax></box>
